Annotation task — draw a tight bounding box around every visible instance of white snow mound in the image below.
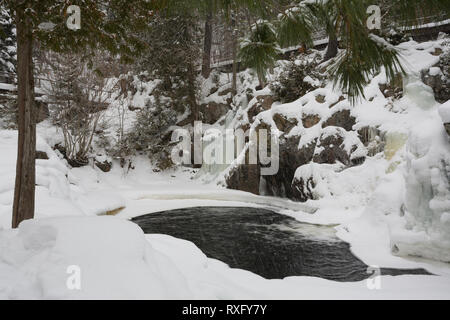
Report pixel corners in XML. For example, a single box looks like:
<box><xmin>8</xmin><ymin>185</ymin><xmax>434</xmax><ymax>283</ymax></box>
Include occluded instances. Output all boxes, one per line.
<box><xmin>0</xmin><ymin>216</ymin><xmax>192</xmax><ymax>299</ymax></box>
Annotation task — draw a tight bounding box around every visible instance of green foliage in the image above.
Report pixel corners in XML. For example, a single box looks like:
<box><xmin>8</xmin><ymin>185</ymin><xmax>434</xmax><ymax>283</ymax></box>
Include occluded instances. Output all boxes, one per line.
<box><xmin>239</xmin><ymin>22</ymin><xmax>281</xmax><ymax>86</ymax></box>
<box><xmin>136</xmin><ymin>14</ymin><xmax>200</xmax><ymax>116</ymax></box>
<box><xmin>127</xmin><ymin>87</ymin><xmax>178</xmax><ymax>169</ymax></box>
<box><xmin>273</xmin><ymin>0</ymin><xmax>449</xmax><ymax>102</ymax></box>
<box><xmin>4</xmin><ymin>0</ymin><xmax>155</xmax><ymax>64</ymax></box>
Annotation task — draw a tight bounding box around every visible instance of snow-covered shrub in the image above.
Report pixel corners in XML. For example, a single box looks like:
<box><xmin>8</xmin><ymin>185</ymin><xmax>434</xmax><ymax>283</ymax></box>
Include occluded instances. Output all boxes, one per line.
<box><xmin>0</xmin><ymin>6</ymin><xmax>16</xmax><ymax>82</ymax></box>
<box><xmin>0</xmin><ymin>99</ymin><xmax>16</xmax><ymax>129</ymax></box>
<box><xmin>270</xmin><ymin>52</ymin><xmax>325</xmax><ymax>103</ymax></box>
<box><xmin>42</xmin><ymin>52</ymin><xmax>110</xmax><ymax>167</ymax></box>
<box><xmin>127</xmin><ymin>89</ymin><xmax>177</xmax><ymax>169</ymax></box>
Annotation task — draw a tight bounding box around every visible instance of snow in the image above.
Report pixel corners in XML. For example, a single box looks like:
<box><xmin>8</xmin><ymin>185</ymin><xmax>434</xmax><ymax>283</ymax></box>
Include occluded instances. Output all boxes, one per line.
<box><xmin>0</xmin><ymin>36</ymin><xmax>450</xmax><ymax>299</ymax></box>
<box><xmin>0</xmin><ymin>217</ymin><xmax>191</xmax><ymax>299</ymax></box>
<box><xmin>0</xmin><ymin>129</ymin><xmax>126</xmax><ymax>229</ymax></box>
<box><xmin>439</xmin><ymin>100</ymin><xmax>450</xmax><ymax>123</ymax></box>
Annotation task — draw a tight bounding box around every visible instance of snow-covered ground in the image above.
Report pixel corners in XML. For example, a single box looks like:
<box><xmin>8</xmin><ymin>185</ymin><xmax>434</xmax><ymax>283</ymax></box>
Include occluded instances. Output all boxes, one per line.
<box><xmin>0</xmin><ymin>131</ymin><xmax>449</xmax><ymax>299</ymax></box>
<box><xmin>0</xmin><ymin>38</ymin><xmax>450</xmax><ymax>299</ymax></box>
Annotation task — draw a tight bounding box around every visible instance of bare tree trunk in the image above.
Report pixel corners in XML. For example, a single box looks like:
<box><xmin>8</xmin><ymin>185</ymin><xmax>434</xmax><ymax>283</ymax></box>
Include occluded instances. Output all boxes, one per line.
<box><xmin>188</xmin><ymin>61</ymin><xmax>199</xmax><ymax>123</ymax></box>
<box><xmin>12</xmin><ymin>8</ymin><xmax>36</xmax><ymax>228</ymax></box>
<box><xmin>323</xmin><ymin>35</ymin><xmax>339</xmax><ymax>62</ymax></box>
<box><xmin>201</xmin><ymin>10</ymin><xmax>213</xmax><ymax>79</ymax></box>
<box><xmin>231</xmin><ymin>13</ymin><xmax>238</xmax><ymax>95</ymax></box>
<box><xmin>258</xmin><ymin>74</ymin><xmax>265</xmax><ymax>90</ymax></box>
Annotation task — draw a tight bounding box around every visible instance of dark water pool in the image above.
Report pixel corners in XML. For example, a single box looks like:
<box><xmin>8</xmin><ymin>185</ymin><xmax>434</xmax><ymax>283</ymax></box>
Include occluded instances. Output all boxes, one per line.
<box><xmin>132</xmin><ymin>207</ymin><xmax>431</xmax><ymax>282</ymax></box>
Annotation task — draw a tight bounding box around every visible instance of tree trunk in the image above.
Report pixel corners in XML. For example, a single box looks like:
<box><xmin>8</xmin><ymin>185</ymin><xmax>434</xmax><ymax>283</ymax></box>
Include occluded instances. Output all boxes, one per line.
<box><xmin>201</xmin><ymin>11</ymin><xmax>213</xmax><ymax>79</ymax></box>
<box><xmin>231</xmin><ymin>14</ymin><xmax>238</xmax><ymax>95</ymax></box>
<box><xmin>12</xmin><ymin>8</ymin><xmax>36</xmax><ymax>228</ymax></box>
<box><xmin>258</xmin><ymin>74</ymin><xmax>265</xmax><ymax>90</ymax></box>
<box><xmin>323</xmin><ymin>34</ymin><xmax>339</xmax><ymax>62</ymax></box>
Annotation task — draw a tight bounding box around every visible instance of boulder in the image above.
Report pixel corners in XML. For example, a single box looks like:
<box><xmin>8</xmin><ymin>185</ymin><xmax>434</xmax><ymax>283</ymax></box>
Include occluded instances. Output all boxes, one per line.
<box><xmin>322</xmin><ymin>109</ymin><xmax>356</xmax><ymax>132</ymax></box>
<box><xmin>273</xmin><ymin>113</ymin><xmax>298</xmax><ymax>133</ymax></box>
<box><xmin>302</xmin><ymin>114</ymin><xmax>321</xmax><ymax>128</ymax></box>
<box><xmin>35</xmin><ymin>151</ymin><xmax>49</xmax><ymax>160</ymax></box>
<box><xmin>313</xmin><ymin>127</ymin><xmax>367</xmax><ymax>166</ymax></box>
<box><xmin>95</xmin><ymin>158</ymin><xmax>112</xmax><ymax>172</ymax></box>
<box><xmin>262</xmin><ymin>135</ymin><xmax>316</xmax><ymax>199</ymax></box>
<box><xmin>313</xmin><ymin>129</ymin><xmax>350</xmax><ymax>166</ymax></box>
<box><xmin>421</xmin><ymin>66</ymin><xmax>449</xmax><ymax>104</ymax></box>
<box><xmin>247</xmin><ymin>95</ymin><xmax>274</xmax><ymax>122</ymax></box>
<box><xmin>226</xmin><ymin>164</ymin><xmax>261</xmax><ymax>195</ymax></box>
<box><xmin>201</xmin><ymin>101</ymin><xmax>230</xmax><ymax>125</ymax></box>
<box><xmin>315</xmin><ymin>94</ymin><xmax>326</xmax><ymax>104</ymax></box>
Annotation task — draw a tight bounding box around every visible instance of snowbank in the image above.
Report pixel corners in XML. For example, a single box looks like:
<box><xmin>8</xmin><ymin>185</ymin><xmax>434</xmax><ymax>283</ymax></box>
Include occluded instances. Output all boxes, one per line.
<box><xmin>0</xmin><ymin>216</ymin><xmax>191</xmax><ymax>299</ymax></box>
<box><xmin>0</xmin><ymin>129</ymin><xmax>126</xmax><ymax>229</ymax></box>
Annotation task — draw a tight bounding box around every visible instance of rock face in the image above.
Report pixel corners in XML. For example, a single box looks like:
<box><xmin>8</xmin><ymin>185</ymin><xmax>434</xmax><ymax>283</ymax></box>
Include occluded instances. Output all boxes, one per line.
<box><xmin>226</xmin><ymin>164</ymin><xmax>260</xmax><ymax>195</ymax></box>
<box><xmin>247</xmin><ymin>95</ymin><xmax>273</xmax><ymax>121</ymax></box>
<box><xmin>302</xmin><ymin>114</ymin><xmax>320</xmax><ymax>128</ymax></box>
<box><xmin>273</xmin><ymin>113</ymin><xmax>298</xmax><ymax>133</ymax></box>
<box><xmin>322</xmin><ymin>109</ymin><xmax>356</xmax><ymax>131</ymax></box>
<box><xmin>421</xmin><ymin>68</ymin><xmax>449</xmax><ymax>103</ymax></box>
<box><xmin>262</xmin><ymin>136</ymin><xmax>315</xmax><ymax>199</ymax></box>
<box><xmin>313</xmin><ymin>129</ymin><xmax>351</xmax><ymax>166</ymax></box>
<box><xmin>421</xmin><ymin>51</ymin><xmax>450</xmax><ymax>104</ymax></box>
<box><xmin>201</xmin><ymin>101</ymin><xmax>230</xmax><ymax>124</ymax></box>
<box><xmin>226</xmin><ymin>102</ymin><xmax>368</xmax><ymax>202</ymax></box>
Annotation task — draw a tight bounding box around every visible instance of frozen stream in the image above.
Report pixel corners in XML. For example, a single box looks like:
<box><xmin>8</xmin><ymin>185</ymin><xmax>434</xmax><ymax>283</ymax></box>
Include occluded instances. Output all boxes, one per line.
<box><xmin>132</xmin><ymin>207</ymin><xmax>431</xmax><ymax>282</ymax></box>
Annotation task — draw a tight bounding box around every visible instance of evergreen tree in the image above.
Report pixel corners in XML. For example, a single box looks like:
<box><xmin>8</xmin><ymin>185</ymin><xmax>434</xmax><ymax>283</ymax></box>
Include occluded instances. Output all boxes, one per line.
<box><xmin>136</xmin><ymin>13</ymin><xmax>201</xmax><ymax>121</ymax></box>
<box><xmin>0</xmin><ymin>5</ymin><xmax>16</xmax><ymax>83</ymax></box>
<box><xmin>4</xmin><ymin>0</ymin><xmax>156</xmax><ymax>228</ymax></box>
<box><xmin>239</xmin><ymin>21</ymin><xmax>281</xmax><ymax>88</ymax></box>
<box><xmin>276</xmin><ymin>0</ymin><xmax>450</xmax><ymax>101</ymax></box>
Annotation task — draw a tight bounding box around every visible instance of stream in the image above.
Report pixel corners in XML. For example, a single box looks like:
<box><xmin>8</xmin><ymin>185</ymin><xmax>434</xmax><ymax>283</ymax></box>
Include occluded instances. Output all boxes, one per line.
<box><xmin>132</xmin><ymin>206</ymin><xmax>431</xmax><ymax>282</ymax></box>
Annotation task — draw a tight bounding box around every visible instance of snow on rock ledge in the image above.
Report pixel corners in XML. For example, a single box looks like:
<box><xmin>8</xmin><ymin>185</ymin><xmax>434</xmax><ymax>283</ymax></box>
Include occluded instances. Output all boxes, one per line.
<box><xmin>0</xmin><ymin>217</ymin><xmax>191</xmax><ymax>299</ymax></box>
